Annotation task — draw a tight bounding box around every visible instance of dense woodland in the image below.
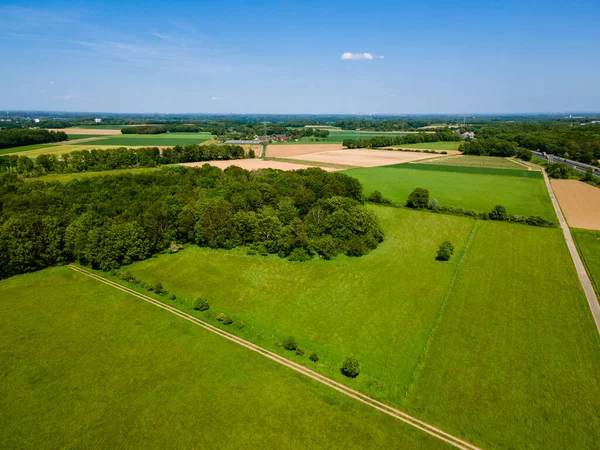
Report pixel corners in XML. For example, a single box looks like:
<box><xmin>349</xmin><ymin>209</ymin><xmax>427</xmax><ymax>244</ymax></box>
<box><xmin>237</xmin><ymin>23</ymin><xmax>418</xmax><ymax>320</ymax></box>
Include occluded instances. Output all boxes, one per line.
<box><xmin>0</xmin><ymin>129</ymin><xmax>67</xmax><ymax>149</ymax></box>
<box><xmin>0</xmin><ymin>166</ymin><xmax>383</xmax><ymax>279</ymax></box>
<box><xmin>0</xmin><ymin>144</ymin><xmax>249</xmax><ymax>176</ymax></box>
<box><xmin>342</xmin><ymin>130</ymin><xmax>460</xmax><ymax>149</ymax></box>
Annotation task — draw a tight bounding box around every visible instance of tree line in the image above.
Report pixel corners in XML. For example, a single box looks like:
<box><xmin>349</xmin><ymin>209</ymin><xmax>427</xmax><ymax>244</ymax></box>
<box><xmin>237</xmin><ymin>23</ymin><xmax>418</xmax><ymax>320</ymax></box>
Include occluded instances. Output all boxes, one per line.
<box><xmin>0</xmin><ymin>166</ymin><xmax>384</xmax><ymax>279</ymax></box>
<box><xmin>0</xmin><ymin>129</ymin><xmax>67</xmax><ymax>149</ymax></box>
<box><xmin>121</xmin><ymin>124</ymin><xmax>201</xmax><ymax>134</ymax></box>
<box><xmin>342</xmin><ymin>130</ymin><xmax>460</xmax><ymax>149</ymax></box>
<box><xmin>0</xmin><ymin>144</ymin><xmax>249</xmax><ymax>176</ymax></box>
<box><xmin>459</xmin><ymin>138</ymin><xmax>532</xmax><ymax>160</ymax></box>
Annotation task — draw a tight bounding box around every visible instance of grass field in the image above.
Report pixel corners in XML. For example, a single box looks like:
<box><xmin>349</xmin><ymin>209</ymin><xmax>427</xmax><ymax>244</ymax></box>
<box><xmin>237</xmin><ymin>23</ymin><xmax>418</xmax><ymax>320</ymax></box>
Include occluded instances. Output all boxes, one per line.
<box><xmin>415</xmin><ymin>155</ymin><xmax>530</xmax><ymax>170</ymax></box>
<box><xmin>0</xmin><ymin>267</ymin><xmax>444</xmax><ymax>449</ymax></box>
<box><xmin>83</xmin><ymin>132</ymin><xmax>213</xmax><ymax>147</ymax></box>
<box><xmin>345</xmin><ymin>165</ymin><xmax>555</xmax><ymax>220</ymax></box>
<box><xmin>25</xmin><ymin>167</ymin><xmax>163</xmax><ymax>183</ymax></box>
<box><xmin>3</xmin><ymin>144</ymin><xmax>114</xmax><ymax>158</ymax></box>
<box><xmin>573</xmin><ymin>228</ymin><xmax>600</xmax><ymax>295</ymax></box>
<box><xmin>396</xmin><ymin>141</ymin><xmax>462</xmax><ymax>151</ymax></box>
<box><xmin>276</xmin><ymin>130</ymin><xmax>410</xmax><ymax>144</ymax></box>
<box><xmin>66</xmin><ymin>134</ymin><xmax>104</xmax><ymax>141</ymax></box>
<box><xmin>0</xmin><ymin>143</ymin><xmax>54</xmax><ymax>155</ymax></box>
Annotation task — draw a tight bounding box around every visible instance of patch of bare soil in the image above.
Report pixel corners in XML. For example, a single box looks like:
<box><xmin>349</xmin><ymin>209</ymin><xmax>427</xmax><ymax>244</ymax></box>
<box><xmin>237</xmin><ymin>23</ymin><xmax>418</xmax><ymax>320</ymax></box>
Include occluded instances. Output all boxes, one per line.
<box><xmin>280</xmin><ymin>149</ymin><xmax>446</xmax><ymax>168</ymax></box>
<box><xmin>551</xmin><ymin>179</ymin><xmax>600</xmax><ymax>230</ymax></box>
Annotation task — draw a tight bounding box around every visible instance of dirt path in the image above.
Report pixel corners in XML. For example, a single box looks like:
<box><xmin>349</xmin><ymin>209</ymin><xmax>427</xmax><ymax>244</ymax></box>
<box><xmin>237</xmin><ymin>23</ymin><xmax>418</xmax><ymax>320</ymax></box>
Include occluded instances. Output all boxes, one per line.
<box><xmin>68</xmin><ymin>264</ymin><xmax>480</xmax><ymax>450</ymax></box>
<box><xmin>542</xmin><ymin>170</ymin><xmax>600</xmax><ymax>334</ymax></box>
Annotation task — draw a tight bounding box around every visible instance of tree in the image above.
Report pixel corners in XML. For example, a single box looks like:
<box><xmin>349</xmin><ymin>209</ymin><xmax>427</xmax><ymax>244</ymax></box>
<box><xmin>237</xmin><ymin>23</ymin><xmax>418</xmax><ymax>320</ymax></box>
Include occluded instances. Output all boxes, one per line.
<box><xmin>283</xmin><ymin>336</ymin><xmax>297</xmax><ymax>351</ymax></box>
<box><xmin>193</xmin><ymin>298</ymin><xmax>210</xmax><ymax>311</ymax></box>
<box><xmin>341</xmin><ymin>357</ymin><xmax>360</xmax><ymax>378</ymax></box>
<box><xmin>436</xmin><ymin>241</ymin><xmax>454</xmax><ymax>261</ymax></box>
<box><xmin>406</xmin><ymin>188</ymin><xmax>430</xmax><ymax>209</ymax></box>
<box><xmin>489</xmin><ymin>205</ymin><xmax>508</xmax><ymax>221</ymax></box>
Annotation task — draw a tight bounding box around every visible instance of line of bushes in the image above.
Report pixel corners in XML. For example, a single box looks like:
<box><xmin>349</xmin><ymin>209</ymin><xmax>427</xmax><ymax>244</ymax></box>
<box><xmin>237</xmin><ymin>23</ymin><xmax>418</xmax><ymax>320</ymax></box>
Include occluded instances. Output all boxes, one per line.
<box><xmin>459</xmin><ymin>138</ymin><xmax>532</xmax><ymax>160</ymax></box>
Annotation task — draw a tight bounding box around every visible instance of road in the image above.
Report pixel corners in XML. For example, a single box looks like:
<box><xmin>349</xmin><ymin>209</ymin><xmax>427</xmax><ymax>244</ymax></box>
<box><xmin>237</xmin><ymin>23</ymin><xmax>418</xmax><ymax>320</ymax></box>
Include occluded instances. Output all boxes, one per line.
<box><xmin>541</xmin><ymin>169</ymin><xmax>600</xmax><ymax>334</ymax></box>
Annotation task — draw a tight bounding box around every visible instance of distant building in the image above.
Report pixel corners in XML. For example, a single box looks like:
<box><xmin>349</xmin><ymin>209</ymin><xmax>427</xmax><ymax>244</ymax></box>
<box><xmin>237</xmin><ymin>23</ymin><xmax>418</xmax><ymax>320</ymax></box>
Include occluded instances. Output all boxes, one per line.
<box><xmin>33</xmin><ymin>118</ymin><xmax>40</xmax><ymax>123</ymax></box>
<box><xmin>460</xmin><ymin>132</ymin><xmax>475</xmax><ymax>139</ymax></box>
<box><xmin>273</xmin><ymin>134</ymin><xmax>289</xmax><ymax>142</ymax></box>
<box><xmin>224</xmin><ymin>139</ymin><xmax>262</xmax><ymax>145</ymax></box>
<box><xmin>95</xmin><ymin>118</ymin><xmax>102</xmax><ymax>124</ymax></box>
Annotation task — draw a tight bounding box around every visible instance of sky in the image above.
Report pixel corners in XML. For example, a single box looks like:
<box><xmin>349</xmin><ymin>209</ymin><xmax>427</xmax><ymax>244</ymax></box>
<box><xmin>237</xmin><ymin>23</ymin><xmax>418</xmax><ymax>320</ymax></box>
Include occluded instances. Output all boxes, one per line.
<box><xmin>1</xmin><ymin>0</ymin><xmax>599</xmax><ymax>114</ymax></box>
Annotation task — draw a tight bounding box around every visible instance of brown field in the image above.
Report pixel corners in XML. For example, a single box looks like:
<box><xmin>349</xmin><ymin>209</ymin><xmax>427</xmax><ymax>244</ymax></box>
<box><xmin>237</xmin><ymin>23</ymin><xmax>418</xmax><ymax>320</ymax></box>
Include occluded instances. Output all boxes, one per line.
<box><xmin>48</xmin><ymin>128</ymin><xmax>122</xmax><ymax>135</ymax></box>
<box><xmin>280</xmin><ymin>149</ymin><xmax>445</xmax><ymax>168</ymax></box>
<box><xmin>181</xmin><ymin>159</ymin><xmax>339</xmax><ymax>172</ymax></box>
<box><xmin>551</xmin><ymin>180</ymin><xmax>600</xmax><ymax>230</ymax></box>
<box><xmin>266</xmin><ymin>144</ymin><xmax>343</xmax><ymax>157</ymax></box>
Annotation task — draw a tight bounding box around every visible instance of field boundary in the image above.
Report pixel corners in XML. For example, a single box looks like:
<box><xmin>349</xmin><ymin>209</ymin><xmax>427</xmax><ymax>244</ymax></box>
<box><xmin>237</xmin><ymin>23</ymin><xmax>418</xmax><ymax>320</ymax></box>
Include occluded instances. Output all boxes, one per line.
<box><xmin>68</xmin><ymin>264</ymin><xmax>481</xmax><ymax>450</ymax></box>
<box><xmin>542</xmin><ymin>170</ymin><xmax>600</xmax><ymax>334</ymax></box>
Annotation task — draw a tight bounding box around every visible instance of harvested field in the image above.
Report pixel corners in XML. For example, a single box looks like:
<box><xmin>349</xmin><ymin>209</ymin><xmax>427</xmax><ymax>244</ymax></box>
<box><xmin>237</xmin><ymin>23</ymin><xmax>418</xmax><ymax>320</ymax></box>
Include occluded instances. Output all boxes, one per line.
<box><xmin>48</xmin><ymin>128</ymin><xmax>122</xmax><ymax>135</ymax></box>
<box><xmin>266</xmin><ymin>144</ymin><xmax>343</xmax><ymax>157</ymax></box>
<box><xmin>182</xmin><ymin>159</ymin><xmax>339</xmax><ymax>172</ymax></box>
<box><xmin>551</xmin><ymin>180</ymin><xmax>600</xmax><ymax>230</ymax></box>
<box><xmin>282</xmin><ymin>149</ymin><xmax>445</xmax><ymax>168</ymax></box>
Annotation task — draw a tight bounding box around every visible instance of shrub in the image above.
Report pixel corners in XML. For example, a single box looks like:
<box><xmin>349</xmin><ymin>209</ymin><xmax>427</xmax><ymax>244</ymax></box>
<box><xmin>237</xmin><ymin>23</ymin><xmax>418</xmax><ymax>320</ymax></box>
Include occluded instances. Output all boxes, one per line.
<box><xmin>274</xmin><ymin>340</ymin><xmax>282</xmax><ymax>347</ymax></box>
<box><xmin>309</xmin><ymin>353</ymin><xmax>319</xmax><ymax>362</ymax></box>
<box><xmin>288</xmin><ymin>248</ymin><xmax>312</xmax><ymax>262</ymax></box>
<box><xmin>169</xmin><ymin>294</ymin><xmax>176</xmax><ymax>301</ymax></box>
<box><xmin>223</xmin><ymin>316</ymin><xmax>233</xmax><ymax>325</ymax></box>
<box><xmin>193</xmin><ymin>298</ymin><xmax>210</xmax><ymax>311</ymax></box>
<box><xmin>367</xmin><ymin>190</ymin><xmax>391</xmax><ymax>204</ymax></box>
<box><xmin>237</xmin><ymin>321</ymin><xmax>245</xmax><ymax>330</ymax></box>
<box><xmin>516</xmin><ymin>148</ymin><xmax>532</xmax><ymax>161</ymax></box>
<box><xmin>283</xmin><ymin>336</ymin><xmax>297</xmax><ymax>351</ymax></box>
<box><xmin>436</xmin><ymin>241</ymin><xmax>454</xmax><ymax>261</ymax></box>
<box><xmin>154</xmin><ymin>282</ymin><xmax>167</xmax><ymax>296</ymax></box>
<box><xmin>427</xmin><ymin>198</ymin><xmax>439</xmax><ymax>209</ymax></box>
<box><xmin>526</xmin><ymin>215</ymin><xmax>554</xmax><ymax>227</ymax></box>
<box><xmin>341</xmin><ymin>357</ymin><xmax>360</xmax><ymax>378</ymax></box>
<box><xmin>406</xmin><ymin>188</ymin><xmax>430</xmax><ymax>209</ymax></box>
<box><xmin>489</xmin><ymin>204</ymin><xmax>508</xmax><ymax>221</ymax></box>
<box><xmin>216</xmin><ymin>313</ymin><xmax>226</xmax><ymax>322</ymax></box>
<box><xmin>295</xmin><ymin>346</ymin><xmax>305</xmax><ymax>356</ymax></box>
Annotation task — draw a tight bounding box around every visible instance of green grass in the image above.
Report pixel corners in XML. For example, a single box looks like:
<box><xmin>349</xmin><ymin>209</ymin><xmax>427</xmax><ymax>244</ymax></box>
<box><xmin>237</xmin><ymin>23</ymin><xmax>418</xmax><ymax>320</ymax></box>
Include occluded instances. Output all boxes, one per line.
<box><xmin>405</xmin><ymin>221</ymin><xmax>600</xmax><ymax>449</ymax></box>
<box><xmin>345</xmin><ymin>166</ymin><xmax>554</xmax><ymax>220</ymax></box>
<box><xmin>0</xmin><ymin>143</ymin><xmax>56</xmax><ymax>155</ymax></box>
<box><xmin>573</xmin><ymin>228</ymin><xmax>600</xmax><ymax>295</ymax></box>
<box><xmin>66</xmin><ymin>134</ymin><xmax>105</xmax><ymax>141</ymax></box>
<box><xmin>0</xmin><ymin>266</ymin><xmax>445</xmax><ymax>449</ymax></box>
<box><xmin>84</xmin><ymin>132</ymin><xmax>213</xmax><ymax>146</ymax></box>
<box><xmin>417</xmin><ymin>155</ymin><xmax>531</xmax><ymax>170</ymax></box>
<box><xmin>393</xmin><ymin>163</ymin><xmax>542</xmax><ymax>178</ymax></box>
<box><xmin>395</xmin><ymin>141</ymin><xmax>462</xmax><ymax>150</ymax></box>
<box><xmin>24</xmin><ymin>167</ymin><xmax>163</xmax><ymax>183</ymax></box>
<box><xmin>275</xmin><ymin>130</ymin><xmax>410</xmax><ymax>144</ymax></box>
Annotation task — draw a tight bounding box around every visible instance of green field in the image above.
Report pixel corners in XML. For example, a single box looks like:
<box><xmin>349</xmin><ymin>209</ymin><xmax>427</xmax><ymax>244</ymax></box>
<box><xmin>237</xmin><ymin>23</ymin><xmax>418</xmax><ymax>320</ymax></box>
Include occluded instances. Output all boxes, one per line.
<box><xmin>0</xmin><ymin>143</ymin><xmax>54</xmax><ymax>155</ymax></box>
<box><xmin>416</xmin><ymin>155</ymin><xmax>531</xmax><ymax>170</ymax></box>
<box><xmin>345</xmin><ymin>165</ymin><xmax>555</xmax><ymax>220</ymax></box>
<box><xmin>25</xmin><ymin>167</ymin><xmax>162</xmax><ymax>183</ymax></box>
<box><xmin>573</xmin><ymin>228</ymin><xmax>600</xmax><ymax>295</ymax></box>
<box><xmin>395</xmin><ymin>141</ymin><xmax>462</xmax><ymax>151</ymax></box>
<box><xmin>83</xmin><ymin>132</ymin><xmax>213</xmax><ymax>146</ymax></box>
<box><xmin>275</xmin><ymin>130</ymin><xmax>411</xmax><ymax>144</ymax></box>
<box><xmin>0</xmin><ymin>267</ymin><xmax>444</xmax><ymax>449</ymax></box>
<box><xmin>66</xmin><ymin>134</ymin><xmax>105</xmax><ymax>141</ymax></box>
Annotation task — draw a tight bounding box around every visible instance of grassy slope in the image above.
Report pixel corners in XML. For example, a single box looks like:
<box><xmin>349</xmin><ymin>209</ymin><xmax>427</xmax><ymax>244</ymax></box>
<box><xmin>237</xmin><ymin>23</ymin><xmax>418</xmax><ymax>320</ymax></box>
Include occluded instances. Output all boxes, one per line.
<box><xmin>572</xmin><ymin>228</ymin><xmax>600</xmax><ymax>295</ymax></box>
<box><xmin>119</xmin><ymin>206</ymin><xmax>476</xmax><ymax>403</ymax></box>
<box><xmin>406</xmin><ymin>221</ymin><xmax>600</xmax><ymax>449</ymax></box>
<box><xmin>345</xmin><ymin>166</ymin><xmax>555</xmax><ymax>220</ymax></box>
<box><xmin>83</xmin><ymin>132</ymin><xmax>212</xmax><ymax>146</ymax></box>
<box><xmin>417</xmin><ymin>155</ymin><xmax>529</xmax><ymax>169</ymax></box>
<box><xmin>0</xmin><ymin>267</ymin><xmax>445</xmax><ymax>450</ymax></box>
<box><xmin>397</xmin><ymin>141</ymin><xmax>462</xmax><ymax>150</ymax></box>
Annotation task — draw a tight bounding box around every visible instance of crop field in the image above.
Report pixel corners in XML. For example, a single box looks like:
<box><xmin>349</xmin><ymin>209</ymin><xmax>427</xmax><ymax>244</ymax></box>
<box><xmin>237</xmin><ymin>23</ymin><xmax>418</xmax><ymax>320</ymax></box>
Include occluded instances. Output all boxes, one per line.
<box><xmin>396</xmin><ymin>141</ymin><xmax>462</xmax><ymax>151</ymax></box>
<box><xmin>103</xmin><ymin>207</ymin><xmax>600</xmax><ymax>449</ymax></box>
<box><xmin>573</xmin><ymin>228</ymin><xmax>600</xmax><ymax>295</ymax></box>
<box><xmin>344</xmin><ymin>165</ymin><xmax>555</xmax><ymax>220</ymax></box>
<box><xmin>551</xmin><ymin>179</ymin><xmax>600</xmax><ymax>230</ymax></box>
<box><xmin>281</xmin><ymin>149</ymin><xmax>445</xmax><ymax>167</ymax></box>
<box><xmin>0</xmin><ymin>267</ymin><xmax>441</xmax><ymax>449</ymax></box>
<box><xmin>66</xmin><ymin>134</ymin><xmax>104</xmax><ymax>141</ymax></box>
<box><xmin>0</xmin><ymin>143</ymin><xmax>53</xmax><ymax>155</ymax></box>
<box><xmin>415</xmin><ymin>155</ymin><xmax>532</xmax><ymax>170</ymax></box>
<box><xmin>275</xmin><ymin>130</ymin><xmax>411</xmax><ymax>144</ymax></box>
<box><xmin>83</xmin><ymin>132</ymin><xmax>213</xmax><ymax>147</ymax></box>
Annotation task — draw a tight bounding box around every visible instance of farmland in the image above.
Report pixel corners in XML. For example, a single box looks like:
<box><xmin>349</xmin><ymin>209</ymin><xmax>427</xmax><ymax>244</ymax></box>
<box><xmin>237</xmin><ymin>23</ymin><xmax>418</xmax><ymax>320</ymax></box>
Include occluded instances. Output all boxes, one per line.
<box><xmin>24</xmin><ymin>167</ymin><xmax>162</xmax><ymax>183</ymax></box>
<box><xmin>82</xmin><ymin>132</ymin><xmax>213</xmax><ymax>147</ymax></box>
<box><xmin>275</xmin><ymin>130</ymin><xmax>411</xmax><ymax>144</ymax></box>
<box><xmin>396</xmin><ymin>141</ymin><xmax>462</xmax><ymax>151</ymax></box>
<box><xmin>345</xmin><ymin>165</ymin><xmax>556</xmax><ymax>220</ymax></box>
<box><xmin>551</xmin><ymin>180</ymin><xmax>600</xmax><ymax>230</ymax></box>
<box><xmin>573</xmin><ymin>228</ymin><xmax>600</xmax><ymax>295</ymax></box>
<box><xmin>415</xmin><ymin>155</ymin><xmax>533</xmax><ymax>170</ymax></box>
<box><xmin>99</xmin><ymin>207</ymin><xmax>600</xmax><ymax>449</ymax></box>
<box><xmin>0</xmin><ymin>267</ymin><xmax>441</xmax><ymax>449</ymax></box>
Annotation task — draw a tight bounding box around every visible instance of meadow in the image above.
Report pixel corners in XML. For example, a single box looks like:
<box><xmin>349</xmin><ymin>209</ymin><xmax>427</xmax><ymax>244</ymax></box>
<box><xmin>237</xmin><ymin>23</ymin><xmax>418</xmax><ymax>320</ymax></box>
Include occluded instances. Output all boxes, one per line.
<box><xmin>345</xmin><ymin>165</ymin><xmax>555</xmax><ymax>220</ymax></box>
<box><xmin>24</xmin><ymin>167</ymin><xmax>162</xmax><ymax>183</ymax></box>
<box><xmin>83</xmin><ymin>132</ymin><xmax>213</xmax><ymax>146</ymax></box>
<box><xmin>276</xmin><ymin>130</ymin><xmax>410</xmax><ymax>144</ymax></box>
<box><xmin>573</xmin><ymin>228</ymin><xmax>600</xmax><ymax>295</ymax></box>
<box><xmin>0</xmin><ymin>267</ymin><xmax>443</xmax><ymax>449</ymax></box>
<box><xmin>417</xmin><ymin>155</ymin><xmax>531</xmax><ymax>170</ymax></box>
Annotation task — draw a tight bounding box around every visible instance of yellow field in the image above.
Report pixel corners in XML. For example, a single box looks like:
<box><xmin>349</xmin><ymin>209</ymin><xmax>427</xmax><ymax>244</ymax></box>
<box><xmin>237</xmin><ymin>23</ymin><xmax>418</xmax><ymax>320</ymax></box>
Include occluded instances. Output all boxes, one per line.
<box><xmin>5</xmin><ymin>145</ymin><xmax>168</xmax><ymax>158</ymax></box>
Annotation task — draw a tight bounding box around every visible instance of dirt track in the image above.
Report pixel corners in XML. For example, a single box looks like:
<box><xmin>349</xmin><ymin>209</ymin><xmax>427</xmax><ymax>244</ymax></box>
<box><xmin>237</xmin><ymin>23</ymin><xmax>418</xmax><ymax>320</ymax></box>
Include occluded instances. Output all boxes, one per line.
<box><xmin>551</xmin><ymin>180</ymin><xmax>600</xmax><ymax>230</ymax></box>
<box><xmin>68</xmin><ymin>264</ymin><xmax>481</xmax><ymax>450</ymax></box>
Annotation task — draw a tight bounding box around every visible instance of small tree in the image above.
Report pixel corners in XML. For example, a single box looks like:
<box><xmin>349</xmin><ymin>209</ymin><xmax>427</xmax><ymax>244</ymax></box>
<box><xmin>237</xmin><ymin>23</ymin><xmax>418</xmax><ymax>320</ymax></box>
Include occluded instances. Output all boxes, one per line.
<box><xmin>436</xmin><ymin>241</ymin><xmax>455</xmax><ymax>261</ymax></box>
<box><xmin>406</xmin><ymin>188</ymin><xmax>430</xmax><ymax>209</ymax></box>
<box><xmin>367</xmin><ymin>190</ymin><xmax>391</xmax><ymax>204</ymax></box>
<box><xmin>295</xmin><ymin>346</ymin><xmax>305</xmax><ymax>356</ymax></box>
<box><xmin>193</xmin><ymin>297</ymin><xmax>210</xmax><ymax>311</ymax></box>
<box><xmin>309</xmin><ymin>353</ymin><xmax>319</xmax><ymax>362</ymax></box>
<box><xmin>223</xmin><ymin>316</ymin><xmax>233</xmax><ymax>325</ymax></box>
<box><xmin>154</xmin><ymin>282</ymin><xmax>167</xmax><ymax>296</ymax></box>
<box><xmin>489</xmin><ymin>205</ymin><xmax>508</xmax><ymax>221</ymax></box>
<box><xmin>341</xmin><ymin>357</ymin><xmax>360</xmax><ymax>378</ymax></box>
<box><xmin>283</xmin><ymin>336</ymin><xmax>297</xmax><ymax>351</ymax></box>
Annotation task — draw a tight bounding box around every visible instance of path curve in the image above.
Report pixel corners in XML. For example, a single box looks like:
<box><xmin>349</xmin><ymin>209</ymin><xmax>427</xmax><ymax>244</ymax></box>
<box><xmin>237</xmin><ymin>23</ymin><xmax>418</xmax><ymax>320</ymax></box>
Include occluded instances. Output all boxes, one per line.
<box><xmin>69</xmin><ymin>264</ymin><xmax>481</xmax><ymax>450</ymax></box>
<box><xmin>542</xmin><ymin>170</ymin><xmax>600</xmax><ymax>334</ymax></box>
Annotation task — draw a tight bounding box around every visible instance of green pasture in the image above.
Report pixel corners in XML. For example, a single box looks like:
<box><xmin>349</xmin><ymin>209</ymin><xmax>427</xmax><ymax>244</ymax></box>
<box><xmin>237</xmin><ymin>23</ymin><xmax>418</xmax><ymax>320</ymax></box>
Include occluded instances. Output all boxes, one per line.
<box><xmin>416</xmin><ymin>155</ymin><xmax>530</xmax><ymax>170</ymax></box>
<box><xmin>345</xmin><ymin>165</ymin><xmax>554</xmax><ymax>220</ymax></box>
<box><xmin>66</xmin><ymin>134</ymin><xmax>105</xmax><ymax>141</ymax></box>
<box><xmin>0</xmin><ymin>143</ymin><xmax>54</xmax><ymax>155</ymax></box>
<box><xmin>0</xmin><ymin>266</ymin><xmax>443</xmax><ymax>450</ymax></box>
<box><xmin>573</xmin><ymin>228</ymin><xmax>600</xmax><ymax>295</ymax></box>
<box><xmin>275</xmin><ymin>130</ymin><xmax>410</xmax><ymax>144</ymax></box>
<box><xmin>84</xmin><ymin>132</ymin><xmax>213</xmax><ymax>146</ymax></box>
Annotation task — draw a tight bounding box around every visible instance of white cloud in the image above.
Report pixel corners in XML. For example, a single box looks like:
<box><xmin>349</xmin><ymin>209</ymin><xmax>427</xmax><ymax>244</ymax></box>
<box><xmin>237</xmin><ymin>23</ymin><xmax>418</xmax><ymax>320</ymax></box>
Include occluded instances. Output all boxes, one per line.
<box><xmin>340</xmin><ymin>52</ymin><xmax>384</xmax><ymax>61</ymax></box>
<box><xmin>49</xmin><ymin>81</ymin><xmax>55</xmax><ymax>84</ymax></box>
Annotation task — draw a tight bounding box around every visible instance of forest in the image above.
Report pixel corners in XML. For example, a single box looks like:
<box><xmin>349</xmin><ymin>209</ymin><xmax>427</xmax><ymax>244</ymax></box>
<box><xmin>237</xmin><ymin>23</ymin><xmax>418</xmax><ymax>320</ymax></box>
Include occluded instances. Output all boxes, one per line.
<box><xmin>0</xmin><ymin>144</ymin><xmax>249</xmax><ymax>176</ymax></box>
<box><xmin>121</xmin><ymin>124</ymin><xmax>201</xmax><ymax>134</ymax></box>
<box><xmin>342</xmin><ymin>130</ymin><xmax>460</xmax><ymax>149</ymax></box>
<box><xmin>0</xmin><ymin>128</ymin><xmax>68</xmax><ymax>149</ymax></box>
<box><xmin>0</xmin><ymin>166</ymin><xmax>384</xmax><ymax>279</ymax></box>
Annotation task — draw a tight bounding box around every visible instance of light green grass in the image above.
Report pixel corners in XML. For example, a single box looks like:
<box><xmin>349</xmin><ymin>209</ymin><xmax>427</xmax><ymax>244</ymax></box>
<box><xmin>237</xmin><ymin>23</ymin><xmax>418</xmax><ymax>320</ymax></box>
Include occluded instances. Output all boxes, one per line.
<box><xmin>415</xmin><ymin>155</ymin><xmax>529</xmax><ymax>170</ymax></box>
<box><xmin>345</xmin><ymin>166</ymin><xmax>555</xmax><ymax>220</ymax></box>
<box><xmin>572</xmin><ymin>228</ymin><xmax>600</xmax><ymax>295</ymax></box>
<box><xmin>275</xmin><ymin>130</ymin><xmax>410</xmax><ymax>144</ymax></box>
<box><xmin>0</xmin><ymin>143</ymin><xmax>55</xmax><ymax>155</ymax></box>
<box><xmin>84</xmin><ymin>132</ymin><xmax>213</xmax><ymax>147</ymax></box>
<box><xmin>24</xmin><ymin>167</ymin><xmax>163</xmax><ymax>183</ymax></box>
<box><xmin>118</xmin><ymin>206</ymin><xmax>476</xmax><ymax>404</ymax></box>
<box><xmin>0</xmin><ymin>266</ymin><xmax>445</xmax><ymax>450</ymax></box>
<box><xmin>396</xmin><ymin>141</ymin><xmax>462</xmax><ymax>151</ymax></box>
<box><xmin>66</xmin><ymin>134</ymin><xmax>105</xmax><ymax>141</ymax></box>
<box><xmin>405</xmin><ymin>221</ymin><xmax>600</xmax><ymax>449</ymax></box>
<box><xmin>4</xmin><ymin>144</ymin><xmax>112</xmax><ymax>158</ymax></box>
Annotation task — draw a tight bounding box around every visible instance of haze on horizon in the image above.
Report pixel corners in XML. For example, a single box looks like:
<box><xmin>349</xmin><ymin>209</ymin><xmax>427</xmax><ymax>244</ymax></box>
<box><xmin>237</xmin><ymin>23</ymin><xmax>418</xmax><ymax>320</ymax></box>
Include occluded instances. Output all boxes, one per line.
<box><xmin>1</xmin><ymin>0</ymin><xmax>599</xmax><ymax>115</ymax></box>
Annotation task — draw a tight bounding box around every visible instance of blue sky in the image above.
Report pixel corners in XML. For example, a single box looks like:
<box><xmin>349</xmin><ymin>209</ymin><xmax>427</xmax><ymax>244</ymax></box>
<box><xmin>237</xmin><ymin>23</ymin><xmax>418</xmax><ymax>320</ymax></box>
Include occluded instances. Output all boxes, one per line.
<box><xmin>1</xmin><ymin>0</ymin><xmax>599</xmax><ymax>114</ymax></box>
